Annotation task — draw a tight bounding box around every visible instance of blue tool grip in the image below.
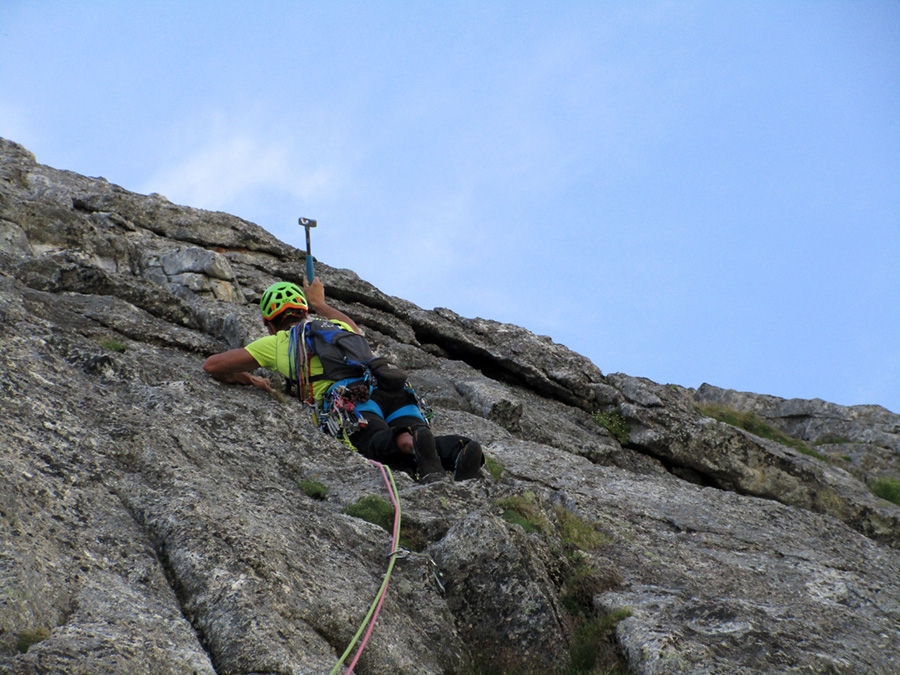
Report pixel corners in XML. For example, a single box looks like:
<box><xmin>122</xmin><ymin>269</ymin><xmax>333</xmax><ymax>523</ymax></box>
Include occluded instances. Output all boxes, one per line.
<box><xmin>306</xmin><ymin>255</ymin><xmax>315</xmax><ymax>283</ymax></box>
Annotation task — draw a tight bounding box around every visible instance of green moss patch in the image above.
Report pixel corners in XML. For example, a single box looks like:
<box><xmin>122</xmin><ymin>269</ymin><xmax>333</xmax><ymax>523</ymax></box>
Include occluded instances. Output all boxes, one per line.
<box><xmin>17</xmin><ymin>627</ymin><xmax>50</xmax><ymax>653</ymax></box>
<box><xmin>298</xmin><ymin>478</ymin><xmax>328</xmax><ymax>500</ymax></box>
<box><xmin>98</xmin><ymin>339</ymin><xmax>127</xmax><ymax>353</ymax></box>
<box><xmin>485</xmin><ymin>455</ymin><xmax>505</xmax><ymax>481</ymax></box>
<box><xmin>342</xmin><ymin>494</ymin><xmax>427</xmax><ymax>551</ymax></box>
<box><xmin>592</xmin><ymin>409</ymin><xmax>630</xmax><ymax>444</ymax></box>
<box><xmin>872</xmin><ymin>477</ymin><xmax>900</xmax><ymax>506</ymax></box>
<box><xmin>697</xmin><ymin>404</ymin><xmax>827</xmax><ymax>459</ymax></box>
<box><xmin>343</xmin><ymin>494</ymin><xmax>394</xmax><ymax>531</ymax></box>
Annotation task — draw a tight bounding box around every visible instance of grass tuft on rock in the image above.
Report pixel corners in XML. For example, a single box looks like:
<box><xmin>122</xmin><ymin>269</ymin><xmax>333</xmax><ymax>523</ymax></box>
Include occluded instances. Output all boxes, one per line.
<box><xmin>485</xmin><ymin>455</ymin><xmax>504</xmax><ymax>481</ymax></box>
<box><xmin>297</xmin><ymin>478</ymin><xmax>328</xmax><ymax>500</ymax></box>
<box><xmin>98</xmin><ymin>339</ymin><xmax>127</xmax><ymax>352</ymax></box>
<box><xmin>17</xmin><ymin>627</ymin><xmax>50</xmax><ymax>653</ymax></box>
<box><xmin>696</xmin><ymin>403</ymin><xmax>828</xmax><ymax>459</ymax></box>
<box><xmin>567</xmin><ymin>608</ymin><xmax>632</xmax><ymax>674</ymax></box>
<box><xmin>555</xmin><ymin>506</ymin><xmax>610</xmax><ymax>550</ymax></box>
<box><xmin>560</xmin><ymin>561</ymin><xmax>619</xmax><ymax>617</ymax></box>
<box><xmin>343</xmin><ymin>494</ymin><xmax>394</xmax><ymax>531</ymax></box>
<box><xmin>871</xmin><ymin>477</ymin><xmax>900</xmax><ymax>506</ymax></box>
<box><xmin>497</xmin><ymin>492</ymin><xmax>551</xmax><ymax>534</ymax></box>
<box><xmin>592</xmin><ymin>409</ymin><xmax>630</xmax><ymax>444</ymax></box>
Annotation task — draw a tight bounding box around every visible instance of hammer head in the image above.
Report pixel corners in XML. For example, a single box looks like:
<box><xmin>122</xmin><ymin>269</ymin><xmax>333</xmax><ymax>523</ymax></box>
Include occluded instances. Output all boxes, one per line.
<box><xmin>299</xmin><ymin>217</ymin><xmax>317</xmax><ymax>231</ymax></box>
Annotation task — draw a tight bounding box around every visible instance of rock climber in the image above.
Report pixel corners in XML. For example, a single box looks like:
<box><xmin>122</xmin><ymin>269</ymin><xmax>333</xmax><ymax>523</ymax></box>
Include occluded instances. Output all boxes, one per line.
<box><xmin>202</xmin><ymin>278</ymin><xmax>483</xmax><ymax>483</ymax></box>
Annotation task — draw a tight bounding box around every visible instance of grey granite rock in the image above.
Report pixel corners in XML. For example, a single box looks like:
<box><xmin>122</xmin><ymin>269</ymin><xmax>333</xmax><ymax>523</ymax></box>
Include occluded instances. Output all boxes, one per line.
<box><xmin>2</xmin><ymin>137</ymin><xmax>899</xmax><ymax>674</ymax></box>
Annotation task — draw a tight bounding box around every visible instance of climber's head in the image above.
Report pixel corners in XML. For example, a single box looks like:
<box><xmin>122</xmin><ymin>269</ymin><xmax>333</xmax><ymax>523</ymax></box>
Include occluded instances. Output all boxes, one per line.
<box><xmin>259</xmin><ymin>281</ymin><xmax>308</xmax><ymax>331</ymax></box>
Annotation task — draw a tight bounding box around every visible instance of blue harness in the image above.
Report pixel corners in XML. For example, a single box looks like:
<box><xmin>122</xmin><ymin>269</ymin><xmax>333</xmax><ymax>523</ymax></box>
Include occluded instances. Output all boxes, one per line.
<box><xmin>324</xmin><ymin>379</ymin><xmax>426</xmax><ymax>424</ymax></box>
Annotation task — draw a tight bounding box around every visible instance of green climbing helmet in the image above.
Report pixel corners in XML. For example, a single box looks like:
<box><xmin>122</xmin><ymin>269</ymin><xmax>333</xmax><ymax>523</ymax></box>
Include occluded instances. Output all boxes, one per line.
<box><xmin>259</xmin><ymin>281</ymin><xmax>308</xmax><ymax>320</ymax></box>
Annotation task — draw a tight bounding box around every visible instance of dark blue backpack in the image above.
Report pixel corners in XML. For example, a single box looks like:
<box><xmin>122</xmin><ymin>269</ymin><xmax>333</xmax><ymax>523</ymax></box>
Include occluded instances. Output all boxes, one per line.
<box><xmin>303</xmin><ymin>318</ymin><xmax>376</xmax><ymax>383</ymax></box>
<box><xmin>286</xmin><ymin>318</ymin><xmax>408</xmax><ymax>398</ymax></box>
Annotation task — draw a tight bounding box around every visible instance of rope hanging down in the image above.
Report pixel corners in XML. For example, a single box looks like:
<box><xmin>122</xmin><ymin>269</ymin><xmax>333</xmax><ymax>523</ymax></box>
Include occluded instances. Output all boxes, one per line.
<box><xmin>328</xmin><ymin>460</ymin><xmax>401</xmax><ymax>675</ymax></box>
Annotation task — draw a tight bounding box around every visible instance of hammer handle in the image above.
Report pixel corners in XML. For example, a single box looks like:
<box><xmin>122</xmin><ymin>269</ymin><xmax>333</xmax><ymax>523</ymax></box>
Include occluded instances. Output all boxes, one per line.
<box><xmin>306</xmin><ymin>254</ymin><xmax>315</xmax><ymax>283</ymax></box>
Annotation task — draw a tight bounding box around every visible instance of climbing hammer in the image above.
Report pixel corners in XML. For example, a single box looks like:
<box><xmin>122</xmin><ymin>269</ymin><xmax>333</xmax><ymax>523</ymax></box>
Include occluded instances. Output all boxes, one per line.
<box><xmin>299</xmin><ymin>217</ymin><xmax>317</xmax><ymax>282</ymax></box>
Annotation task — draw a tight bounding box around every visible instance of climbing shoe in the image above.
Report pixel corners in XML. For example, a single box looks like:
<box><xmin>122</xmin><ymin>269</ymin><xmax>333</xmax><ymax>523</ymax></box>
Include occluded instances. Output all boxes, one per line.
<box><xmin>454</xmin><ymin>440</ymin><xmax>484</xmax><ymax>481</ymax></box>
<box><xmin>412</xmin><ymin>427</ymin><xmax>444</xmax><ymax>483</ymax></box>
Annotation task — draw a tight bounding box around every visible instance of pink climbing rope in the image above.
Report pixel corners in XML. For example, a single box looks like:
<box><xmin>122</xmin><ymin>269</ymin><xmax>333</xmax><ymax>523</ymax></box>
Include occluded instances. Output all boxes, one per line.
<box><xmin>344</xmin><ymin>459</ymin><xmax>402</xmax><ymax>674</ymax></box>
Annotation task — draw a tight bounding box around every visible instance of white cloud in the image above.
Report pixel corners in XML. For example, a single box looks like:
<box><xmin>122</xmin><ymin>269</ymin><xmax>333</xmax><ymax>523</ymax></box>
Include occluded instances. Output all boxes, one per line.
<box><xmin>0</xmin><ymin>102</ymin><xmax>41</xmax><ymax>149</ymax></box>
<box><xmin>141</xmin><ymin>115</ymin><xmax>340</xmax><ymax>213</ymax></box>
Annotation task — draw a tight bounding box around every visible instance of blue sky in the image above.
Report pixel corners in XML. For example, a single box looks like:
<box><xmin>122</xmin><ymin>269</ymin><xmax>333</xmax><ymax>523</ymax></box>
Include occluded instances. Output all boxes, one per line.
<box><xmin>2</xmin><ymin>1</ymin><xmax>899</xmax><ymax>413</ymax></box>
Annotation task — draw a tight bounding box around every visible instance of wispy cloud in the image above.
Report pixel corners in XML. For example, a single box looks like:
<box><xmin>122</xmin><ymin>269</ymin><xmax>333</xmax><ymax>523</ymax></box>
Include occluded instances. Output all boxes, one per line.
<box><xmin>0</xmin><ymin>102</ymin><xmax>42</xmax><ymax>150</ymax></box>
<box><xmin>141</xmin><ymin>113</ymin><xmax>341</xmax><ymax>213</ymax></box>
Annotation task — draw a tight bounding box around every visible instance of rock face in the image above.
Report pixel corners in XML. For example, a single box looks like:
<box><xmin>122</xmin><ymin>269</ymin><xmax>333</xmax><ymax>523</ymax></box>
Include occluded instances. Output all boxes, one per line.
<box><xmin>1</xmin><ymin>136</ymin><xmax>899</xmax><ymax>675</ymax></box>
<box><xmin>694</xmin><ymin>383</ymin><xmax>900</xmax><ymax>485</ymax></box>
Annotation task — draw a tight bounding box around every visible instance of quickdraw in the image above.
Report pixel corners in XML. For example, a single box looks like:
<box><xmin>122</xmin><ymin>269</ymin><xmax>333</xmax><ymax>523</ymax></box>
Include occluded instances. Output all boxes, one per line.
<box><xmin>318</xmin><ymin>383</ymin><xmax>370</xmax><ymax>448</ymax></box>
<box><xmin>413</xmin><ymin>387</ymin><xmax>435</xmax><ymax>425</ymax></box>
<box><xmin>390</xmin><ymin>548</ymin><xmax>445</xmax><ymax>595</ymax></box>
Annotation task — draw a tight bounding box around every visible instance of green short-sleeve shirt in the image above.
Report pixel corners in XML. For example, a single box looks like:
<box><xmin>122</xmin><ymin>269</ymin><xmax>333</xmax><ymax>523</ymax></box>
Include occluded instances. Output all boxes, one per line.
<box><xmin>244</xmin><ymin>319</ymin><xmax>356</xmax><ymax>401</ymax></box>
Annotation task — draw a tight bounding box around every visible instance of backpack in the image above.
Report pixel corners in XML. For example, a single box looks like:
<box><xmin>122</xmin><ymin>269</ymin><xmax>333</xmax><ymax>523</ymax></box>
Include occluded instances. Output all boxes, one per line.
<box><xmin>304</xmin><ymin>318</ymin><xmax>376</xmax><ymax>382</ymax></box>
<box><xmin>286</xmin><ymin>318</ymin><xmax>408</xmax><ymax>399</ymax></box>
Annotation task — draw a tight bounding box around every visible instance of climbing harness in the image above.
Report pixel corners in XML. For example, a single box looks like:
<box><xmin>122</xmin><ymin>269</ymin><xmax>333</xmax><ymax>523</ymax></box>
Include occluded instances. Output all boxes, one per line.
<box><xmin>320</xmin><ymin>382</ymin><xmax>368</xmax><ymax>436</ymax></box>
<box><xmin>286</xmin><ymin>315</ymin><xmax>434</xmax><ymax>444</ymax></box>
<box><xmin>354</xmin><ymin>383</ymin><xmax>435</xmax><ymax>429</ymax></box>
